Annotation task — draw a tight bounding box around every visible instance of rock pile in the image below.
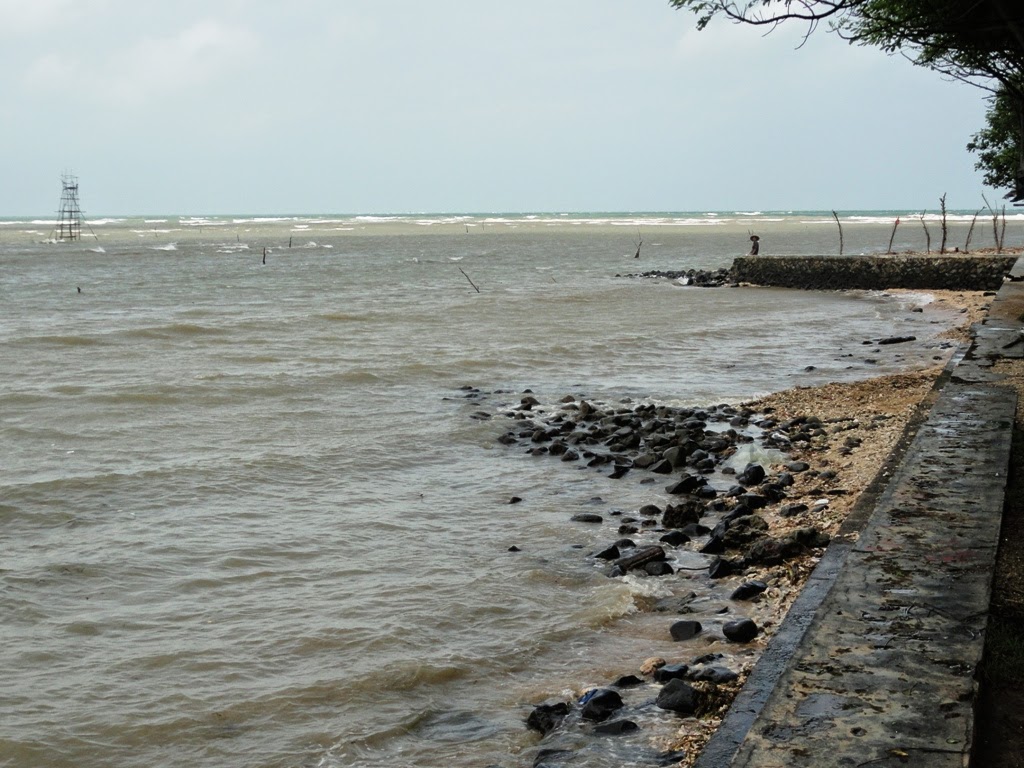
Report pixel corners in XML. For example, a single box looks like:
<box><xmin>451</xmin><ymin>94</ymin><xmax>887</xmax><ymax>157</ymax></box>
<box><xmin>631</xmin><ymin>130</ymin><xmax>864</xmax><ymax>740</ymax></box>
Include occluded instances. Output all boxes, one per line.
<box><xmin>496</xmin><ymin>395</ymin><xmax>831</xmax><ymax>578</ymax></box>
<box><xmin>492</xmin><ymin>392</ymin><xmax>842</xmax><ymax>763</ymax></box>
<box><xmin>619</xmin><ymin>267</ymin><xmax>735</xmax><ymax>287</ymax></box>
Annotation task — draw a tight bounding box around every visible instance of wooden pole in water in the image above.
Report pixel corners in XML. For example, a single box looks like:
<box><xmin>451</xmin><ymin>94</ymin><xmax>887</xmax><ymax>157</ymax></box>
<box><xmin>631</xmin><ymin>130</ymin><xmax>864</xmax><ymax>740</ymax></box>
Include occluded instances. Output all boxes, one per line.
<box><xmin>831</xmin><ymin>210</ymin><xmax>844</xmax><ymax>256</ymax></box>
<box><xmin>886</xmin><ymin>217</ymin><xmax>900</xmax><ymax>254</ymax></box>
<box><xmin>459</xmin><ymin>267</ymin><xmax>480</xmax><ymax>293</ymax></box>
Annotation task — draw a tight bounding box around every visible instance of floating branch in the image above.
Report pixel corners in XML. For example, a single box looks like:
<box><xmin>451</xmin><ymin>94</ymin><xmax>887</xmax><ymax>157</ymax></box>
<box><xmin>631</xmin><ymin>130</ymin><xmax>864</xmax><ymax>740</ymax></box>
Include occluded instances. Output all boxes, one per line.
<box><xmin>886</xmin><ymin>216</ymin><xmax>900</xmax><ymax>254</ymax></box>
<box><xmin>634</xmin><ymin>228</ymin><xmax>643</xmax><ymax>259</ymax></box>
<box><xmin>831</xmin><ymin>210</ymin><xmax>844</xmax><ymax>256</ymax></box>
<box><xmin>459</xmin><ymin>267</ymin><xmax>481</xmax><ymax>293</ymax></box>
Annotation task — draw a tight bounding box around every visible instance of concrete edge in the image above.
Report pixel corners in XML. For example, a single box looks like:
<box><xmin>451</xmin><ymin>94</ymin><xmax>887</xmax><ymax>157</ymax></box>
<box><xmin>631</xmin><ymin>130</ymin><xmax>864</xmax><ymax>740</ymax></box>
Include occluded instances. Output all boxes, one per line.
<box><xmin>693</xmin><ymin>263</ymin><xmax>1024</xmax><ymax>768</ymax></box>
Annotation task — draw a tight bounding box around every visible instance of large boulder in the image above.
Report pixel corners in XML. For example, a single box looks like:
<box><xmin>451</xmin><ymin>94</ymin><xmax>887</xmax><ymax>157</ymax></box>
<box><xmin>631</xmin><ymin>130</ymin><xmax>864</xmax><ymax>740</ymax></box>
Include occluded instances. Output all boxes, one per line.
<box><xmin>580</xmin><ymin>688</ymin><xmax>624</xmax><ymax>722</ymax></box>
<box><xmin>663</xmin><ymin>498</ymin><xmax>703</xmax><ymax>528</ymax></box>
<box><xmin>526</xmin><ymin>701</ymin><xmax>570</xmax><ymax>734</ymax></box>
<box><xmin>655</xmin><ymin>679</ymin><xmax>700</xmax><ymax>714</ymax></box>
<box><xmin>670</xmin><ymin>620</ymin><xmax>703</xmax><ymax>641</ymax></box>
<box><xmin>723</xmin><ymin>618</ymin><xmax>759</xmax><ymax>643</ymax></box>
<box><xmin>736</xmin><ymin>463</ymin><xmax>766</xmax><ymax>487</ymax></box>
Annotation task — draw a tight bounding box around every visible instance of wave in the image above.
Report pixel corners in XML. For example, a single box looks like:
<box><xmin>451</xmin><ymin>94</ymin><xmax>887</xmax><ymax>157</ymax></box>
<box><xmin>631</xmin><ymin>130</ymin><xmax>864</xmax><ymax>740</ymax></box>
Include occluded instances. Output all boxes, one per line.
<box><xmin>11</xmin><ymin>334</ymin><xmax>104</xmax><ymax>347</ymax></box>
<box><xmin>317</xmin><ymin>311</ymin><xmax>369</xmax><ymax>322</ymax></box>
<box><xmin>120</xmin><ymin>323</ymin><xmax>227</xmax><ymax>339</ymax></box>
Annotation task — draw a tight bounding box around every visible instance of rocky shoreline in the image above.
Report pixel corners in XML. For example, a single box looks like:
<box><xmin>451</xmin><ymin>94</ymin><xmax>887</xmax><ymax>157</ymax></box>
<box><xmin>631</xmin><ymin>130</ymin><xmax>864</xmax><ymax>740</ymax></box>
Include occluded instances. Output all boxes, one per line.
<box><xmin>470</xmin><ymin>289</ymin><xmax>993</xmax><ymax>768</ymax></box>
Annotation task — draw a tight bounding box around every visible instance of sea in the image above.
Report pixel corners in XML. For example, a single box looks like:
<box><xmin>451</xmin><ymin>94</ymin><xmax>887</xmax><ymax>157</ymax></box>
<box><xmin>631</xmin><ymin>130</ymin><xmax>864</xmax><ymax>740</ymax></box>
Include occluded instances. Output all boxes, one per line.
<box><xmin>1</xmin><ymin>210</ymin><xmax>1018</xmax><ymax>768</ymax></box>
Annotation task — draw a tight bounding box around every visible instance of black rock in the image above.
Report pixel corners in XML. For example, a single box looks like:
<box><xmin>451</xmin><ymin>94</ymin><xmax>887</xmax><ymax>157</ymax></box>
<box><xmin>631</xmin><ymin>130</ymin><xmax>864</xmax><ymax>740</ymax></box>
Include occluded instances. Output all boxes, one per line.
<box><xmin>613</xmin><ymin>674</ymin><xmax>644</xmax><ymax>688</ymax></box>
<box><xmin>633</xmin><ymin>453</ymin><xmax>659</xmax><ymax>470</ymax></box>
<box><xmin>593</xmin><ymin>719</ymin><xmax>639</xmax><ymax>736</ymax></box>
<box><xmin>730</xmin><ymin>579</ymin><xmax>768</xmax><ymax>601</ymax></box>
<box><xmin>580</xmin><ymin>688</ymin><xmax>623</xmax><ymax>722</ymax></box>
<box><xmin>656</xmin><ymin>750</ymin><xmax>689</xmax><ymax>766</ymax></box>
<box><xmin>700</xmin><ymin>535</ymin><xmax>725</xmax><ymax>555</ymax></box>
<box><xmin>638</xmin><ymin>503</ymin><xmax>663</xmax><ymax>517</ymax></box>
<box><xmin>665</xmin><ymin>474</ymin><xmax>706</xmax><ymax>495</ymax></box>
<box><xmin>670</xmin><ymin>619</ymin><xmax>703</xmax><ymax>641</ymax></box>
<box><xmin>736</xmin><ymin>463</ymin><xmax>766</xmax><ymax>487</ymax></box>
<box><xmin>708</xmin><ymin>557</ymin><xmax>738</xmax><ymax>579</ymax></box>
<box><xmin>653</xmin><ymin>663</ymin><xmax>689</xmax><ymax>682</ymax></box>
<box><xmin>655</xmin><ymin>678</ymin><xmax>699</xmax><ymax>714</ymax></box>
<box><xmin>743</xmin><ymin>536</ymin><xmax>805</xmax><ymax>565</ymax></box>
<box><xmin>723</xmin><ymin>618</ymin><xmax>759</xmax><ymax>643</ymax></box>
<box><xmin>571</xmin><ymin>513</ymin><xmax>603</xmax><ymax>523</ymax></box>
<box><xmin>663</xmin><ymin>499</ymin><xmax>703</xmax><ymax>528</ymax></box>
<box><xmin>690</xmin><ymin>665</ymin><xmax>739</xmax><ymax>684</ymax></box>
<box><xmin>534</xmin><ymin>748</ymin><xmax>574</xmax><ymax>767</ymax></box>
<box><xmin>738</xmin><ymin>493</ymin><xmax>768</xmax><ymax>510</ymax></box>
<box><xmin>786</xmin><ymin>461</ymin><xmax>811</xmax><ymax>473</ymax></box>
<box><xmin>646</xmin><ymin>561</ymin><xmax>675</xmax><ymax>576</ymax></box>
<box><xmin>779</xmin><ymin>503</ymin><xmax>809</xmax><ymax>518</ymax></box>
<box><xmin>721</xmin><ymin>515</ymin><xmax>769</xmax><ymax>547</ymax></box>
<box><xmin>594</xmin><ymin>545</ymin><xmax>620</xmax><ymax>560</ymax></box>
<box><xmin>526</xmin><ymin>701</ymin><xmax>570</xmax><ymax>734</ymax></box>
<box><xmin>681</xmin><ymin>523</ymin><xmax>711</xmax><ymax>537</ymax></box>
<box><xmin>659</xmin><ymin>530</ymin><xmax>691</xmax><ymax>547</ymax></box>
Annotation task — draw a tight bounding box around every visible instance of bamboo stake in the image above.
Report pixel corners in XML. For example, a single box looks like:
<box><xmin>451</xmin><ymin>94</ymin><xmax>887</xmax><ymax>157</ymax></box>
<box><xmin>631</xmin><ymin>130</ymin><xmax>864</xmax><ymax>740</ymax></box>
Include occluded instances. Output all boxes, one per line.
<box><xmin>886</xmin><ymin>216</ymin><xmax>900</xmax><ymax>254</ymax></box>
<box><xmin>832</xmin><ymin>210</ymin><xmax>844</xmax><ymax>256</ymax></box>
<box><xmin>939</xmin><ymin>193</ymin><xmax>948</xmax><ymax>254</ymax></box>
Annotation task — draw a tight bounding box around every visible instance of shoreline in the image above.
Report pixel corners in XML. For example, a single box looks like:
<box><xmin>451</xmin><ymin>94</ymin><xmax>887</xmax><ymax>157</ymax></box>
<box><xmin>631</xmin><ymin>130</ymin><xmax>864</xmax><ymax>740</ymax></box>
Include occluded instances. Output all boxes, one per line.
<box><xmin>507</xmin><ymin>288</ymin><xmax>992</xmax><ymax>767</ymax></box>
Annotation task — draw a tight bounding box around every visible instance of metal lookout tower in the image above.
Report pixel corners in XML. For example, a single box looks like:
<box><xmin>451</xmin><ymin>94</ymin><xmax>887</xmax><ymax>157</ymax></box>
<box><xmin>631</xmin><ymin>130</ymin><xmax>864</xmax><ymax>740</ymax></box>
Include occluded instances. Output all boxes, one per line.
<box><xmin>55</xmin><ymin>172</ymin><xmax>84</xmax><ymax>241</ymax></box>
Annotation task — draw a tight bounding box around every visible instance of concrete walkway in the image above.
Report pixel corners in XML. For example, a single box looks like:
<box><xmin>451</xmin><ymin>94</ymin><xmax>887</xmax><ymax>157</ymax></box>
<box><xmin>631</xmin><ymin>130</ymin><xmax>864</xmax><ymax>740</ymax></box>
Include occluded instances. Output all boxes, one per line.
<box><xmin>695</xmin><ymin>277</ymin><xmax>1023</xmax><ymax>767</ymax></box>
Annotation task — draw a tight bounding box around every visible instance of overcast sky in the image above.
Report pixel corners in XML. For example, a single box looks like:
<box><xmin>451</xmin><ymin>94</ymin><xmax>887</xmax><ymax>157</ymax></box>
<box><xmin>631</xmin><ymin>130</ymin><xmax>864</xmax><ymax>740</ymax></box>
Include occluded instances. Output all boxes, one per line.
<box><xmin>0</xmin><ymin>0</ymin><xmax>999</xmax><ymax>215</ymax></box>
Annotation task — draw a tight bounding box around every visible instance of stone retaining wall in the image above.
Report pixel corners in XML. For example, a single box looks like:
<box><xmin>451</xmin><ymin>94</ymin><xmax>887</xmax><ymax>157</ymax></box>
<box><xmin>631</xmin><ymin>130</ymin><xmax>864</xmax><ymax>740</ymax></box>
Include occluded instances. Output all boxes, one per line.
<box><xmin>732</xmin><ymin>255</ymin><xmax>1017</xmax><ymax>291</ymax></box>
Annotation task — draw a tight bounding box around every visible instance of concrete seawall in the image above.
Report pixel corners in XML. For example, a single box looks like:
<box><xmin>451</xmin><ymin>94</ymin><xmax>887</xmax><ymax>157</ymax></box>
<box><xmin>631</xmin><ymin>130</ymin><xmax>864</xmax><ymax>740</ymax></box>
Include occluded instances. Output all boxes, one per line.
<box><xmin>693</xmin><ymin>263</ymin><xmax>1024</xmax><ymax>767</ymax></box>
<box><xmin>733</xmin><ymin>255</ymin><xmax>1017</xmax><ymax>291</ymax></box>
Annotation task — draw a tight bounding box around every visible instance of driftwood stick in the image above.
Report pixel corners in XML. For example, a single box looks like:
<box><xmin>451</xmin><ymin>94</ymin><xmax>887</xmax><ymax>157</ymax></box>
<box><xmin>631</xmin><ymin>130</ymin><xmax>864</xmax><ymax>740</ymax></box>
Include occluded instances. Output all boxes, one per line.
<box><xmin>919</xmin><ymin>212</ymin><xmax>931</xmax><ymax>254</ymax></box>
<box><xmin>459</xmin><ymin>267</ymin><xmax>481</xmax><ymax>293</ymax></box>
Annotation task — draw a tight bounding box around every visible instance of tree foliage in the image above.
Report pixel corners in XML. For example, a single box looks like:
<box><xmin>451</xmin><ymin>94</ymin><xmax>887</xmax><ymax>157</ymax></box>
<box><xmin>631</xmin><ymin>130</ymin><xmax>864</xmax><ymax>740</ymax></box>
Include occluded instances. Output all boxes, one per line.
<box><xmin>669</xmin><ymin>0</ymin><xmax>1024</xmax><ymax>194</ymax></box>
<box><xmin>967</xmin><ymin>86</ymin><xmax>1022</xmax><ymax>191</ymax></box>
<box><xmin>669</xmin><ymin>0</ymin><xmax>1023</xmax><ymax>92</ymax></box>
